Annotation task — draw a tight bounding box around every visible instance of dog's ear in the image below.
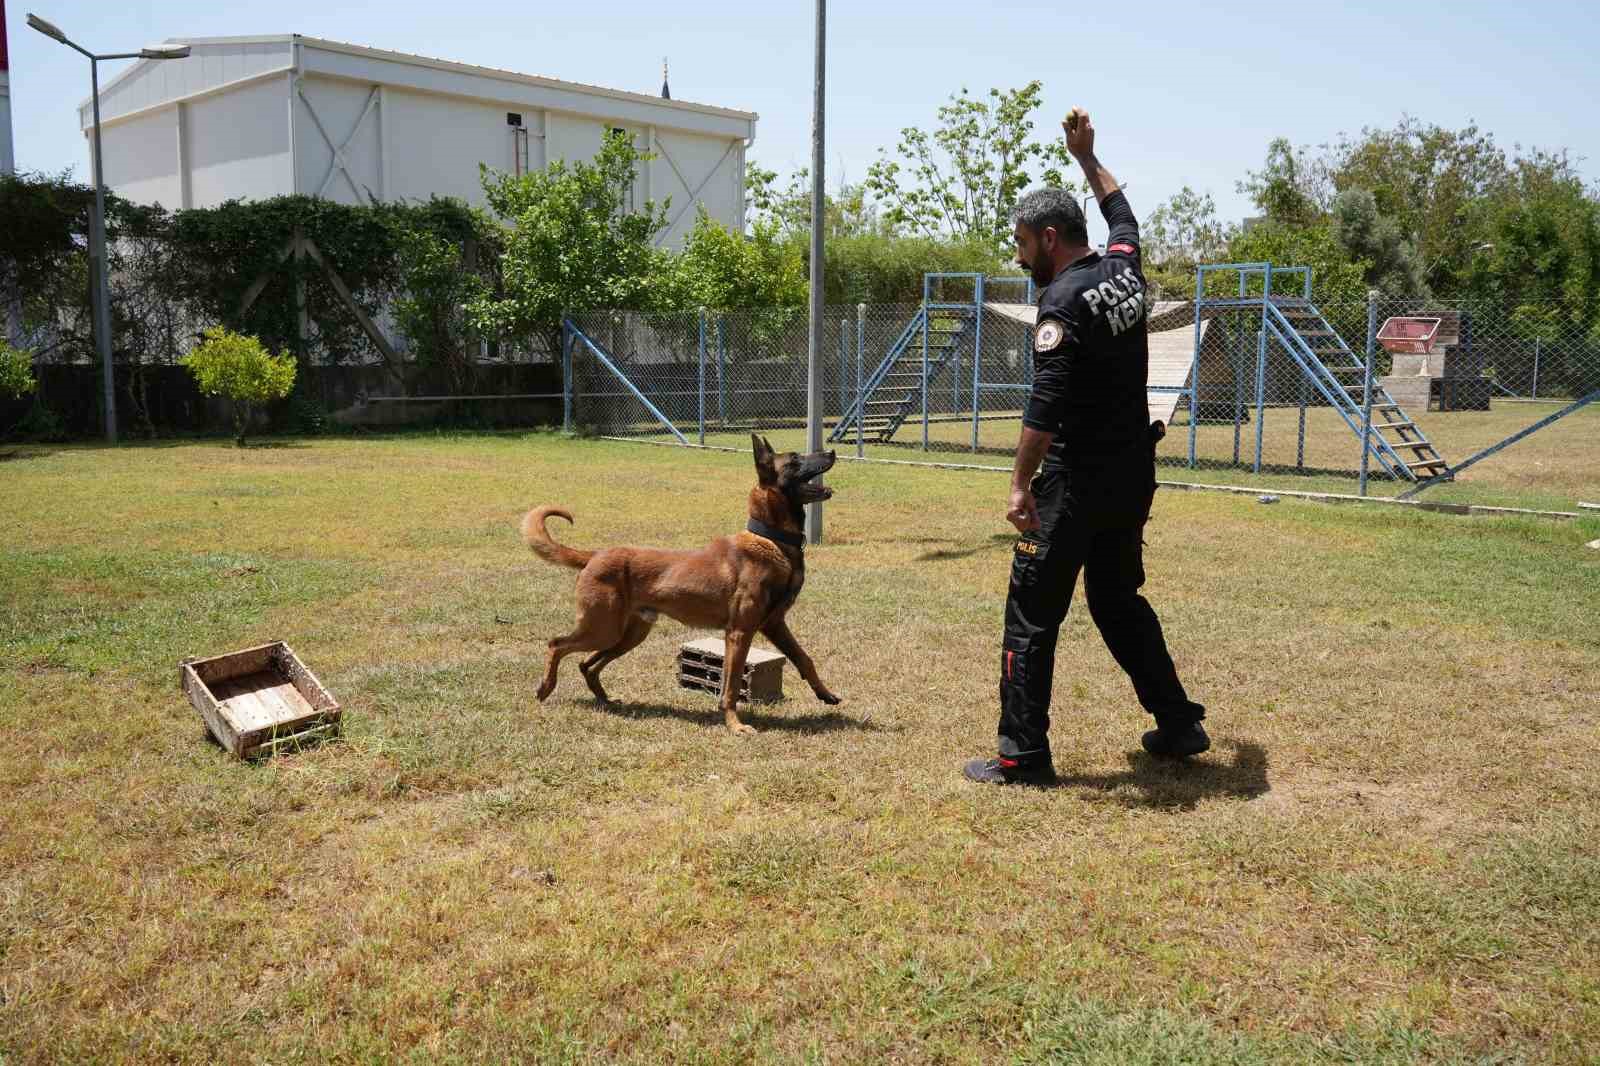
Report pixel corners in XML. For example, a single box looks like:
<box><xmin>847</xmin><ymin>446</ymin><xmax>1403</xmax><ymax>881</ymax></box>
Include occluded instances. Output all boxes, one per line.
<box><xmin>751</xmin><ymin>433</ymin><xmax>777</xmax><ymax>485</ymax></box>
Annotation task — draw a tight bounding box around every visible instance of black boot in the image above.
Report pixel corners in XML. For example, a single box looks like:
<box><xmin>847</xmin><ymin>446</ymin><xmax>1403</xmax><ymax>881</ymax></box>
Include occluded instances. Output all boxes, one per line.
<box><xmin>1141</xmin><ymin>720</ymin><xmax>1210</xmax><ymax>758</ymax></box>
<box><xmin>962</xmin><ymin>755</ymin><xmax>1057</xmax><ymax>786</ymax></box>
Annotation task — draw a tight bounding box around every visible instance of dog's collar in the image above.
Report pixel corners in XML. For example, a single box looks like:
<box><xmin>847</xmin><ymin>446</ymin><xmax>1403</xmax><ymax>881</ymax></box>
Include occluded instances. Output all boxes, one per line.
<box><xmin>746</xmin><ymin>519</ymin><xmax>805</xmax><ymax>549</ymax></box>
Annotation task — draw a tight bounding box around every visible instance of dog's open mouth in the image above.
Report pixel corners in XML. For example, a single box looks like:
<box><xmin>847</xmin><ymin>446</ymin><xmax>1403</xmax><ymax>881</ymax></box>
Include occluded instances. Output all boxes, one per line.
<box><xmin>798</xmin><ymin>456</ymin><xmax>835</xmax><ymax>502</ymax></box>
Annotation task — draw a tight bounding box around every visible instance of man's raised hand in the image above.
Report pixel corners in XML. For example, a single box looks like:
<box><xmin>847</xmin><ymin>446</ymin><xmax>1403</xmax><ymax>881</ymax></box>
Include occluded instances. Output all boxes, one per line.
<box><xmin>1063</xmin><ymin>107</ymin><xmax>1095</xmax><ymax>160</ymax></box>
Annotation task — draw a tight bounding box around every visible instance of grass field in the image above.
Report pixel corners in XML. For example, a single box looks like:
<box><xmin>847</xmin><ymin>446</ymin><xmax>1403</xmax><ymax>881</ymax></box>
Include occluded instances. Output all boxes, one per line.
<box><xmin>626</xmin><ymin>399</ymin><xmax>1599</xmax><ymax>514</ymax></box>
<box><xmin>3</xmin><ymin>432</ymin><xmax>1599</xmax><ymax>1063</ymax></box>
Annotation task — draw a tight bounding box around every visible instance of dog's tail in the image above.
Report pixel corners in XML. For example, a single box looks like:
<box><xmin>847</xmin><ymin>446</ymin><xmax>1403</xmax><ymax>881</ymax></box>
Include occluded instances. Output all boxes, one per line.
<box><xmin>521</xmin><ymin>506</ymin><xmax>595</xmax><ymax>570</ymax></box>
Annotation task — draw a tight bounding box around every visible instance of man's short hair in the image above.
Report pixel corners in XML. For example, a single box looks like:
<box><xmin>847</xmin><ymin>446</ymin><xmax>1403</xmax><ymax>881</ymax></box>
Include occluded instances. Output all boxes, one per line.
<box><xmin>1011</xmin><ymin>188</ymin><xmax>1087</xmax><ymax>246</ymax></box>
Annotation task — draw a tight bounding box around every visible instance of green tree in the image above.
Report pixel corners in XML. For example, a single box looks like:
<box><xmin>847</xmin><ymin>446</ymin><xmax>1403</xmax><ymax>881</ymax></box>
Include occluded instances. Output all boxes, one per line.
<box><xmin>1331</xmin><ymin>188</ymin><xmax>1430</xmax><ymax>297</ymax></box>
<box><xmin>1226</xmin><ymin>221</ymin><xmax>1369</xmax><ymax>301</ymax></box>
<box><xmin>864</xmin><ymin>81</ymin><xmax>1079</xmax><ymax>253</ymax></box>
<box><xmin>391</xmin><ymin>210</ymin><xmax>498</xmax><ymax>394</ymax></box>
<box><xmin>181</xmin><ymin>327</ymin><xmax>297</xmax><ymax>446</ymax></box>
<box><xmin>471</xmin><ymin>131</ymin><xmax>678</xmax><ymax>357</ymax></box>
<box><xmin>1323</xmin><ymin>119</ymin><xmax>1508</xmax><ymax>293</ymax></box>
<box><xmin>671</xmin><ymin>210</ymin><xmax>808</xmax><ymax>311</ymax></box>
<box><xmin>1143</xmin><ymin>186</ymin><xmax>1234</xmax><ymax>297</ymax></box>
<box><xmin>1238</xmin><ymin>138</ymin><xmax>1327</xmax><ymax>226</ymax></box>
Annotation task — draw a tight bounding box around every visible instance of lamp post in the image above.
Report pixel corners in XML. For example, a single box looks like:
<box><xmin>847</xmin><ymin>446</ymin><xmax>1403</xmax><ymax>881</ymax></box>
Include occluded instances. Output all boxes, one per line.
<box><xmin>27</xmin><ymin>13</ymin><xmax>189</xmax><ymax>443</ymax></box>
<box><xmin>805</xmin><ymin>0</ymin><xmax>825</xmax><ymax>544</ymax></box>
<box><xmin>1425</xmin><ymin>241</ymin><xmax>1494</xmax><ymax>284</ymax></box>
<box><xmin>1082</xmin><ymin>182</ymin><xmax>1128</xmax><ymax>251</ymax></box>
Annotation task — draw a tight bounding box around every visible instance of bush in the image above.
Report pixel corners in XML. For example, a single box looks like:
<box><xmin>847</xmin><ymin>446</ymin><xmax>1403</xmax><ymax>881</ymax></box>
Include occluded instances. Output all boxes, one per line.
<box><xmin>0</xmin><ymin>341</ymin><xmax>38</xmax><ymax>399</ymax></box>
<box><xmin>181</xmin><ymin>327</ymin><xmax>297</xmax><ymax>446</ymax></box>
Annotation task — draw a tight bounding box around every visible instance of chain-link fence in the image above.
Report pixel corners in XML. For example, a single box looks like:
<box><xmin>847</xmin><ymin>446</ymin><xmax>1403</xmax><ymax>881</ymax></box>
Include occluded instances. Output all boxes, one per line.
<box><xmin>566</xmin><ymin>277</ymin><xmax>1600</xmax><ymax>512</ymax></box>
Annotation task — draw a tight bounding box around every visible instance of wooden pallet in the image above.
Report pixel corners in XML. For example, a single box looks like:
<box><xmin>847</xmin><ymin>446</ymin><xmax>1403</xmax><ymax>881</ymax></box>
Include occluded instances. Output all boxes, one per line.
<box><xmin>677</xmin><ymin>638</ymin><xmax>786</xmax><ymax>702</ymax></box>
<box><xmin>181</xmin><ymin>641</ymin><xmax>341</xmax><ymax>759</ymax></box>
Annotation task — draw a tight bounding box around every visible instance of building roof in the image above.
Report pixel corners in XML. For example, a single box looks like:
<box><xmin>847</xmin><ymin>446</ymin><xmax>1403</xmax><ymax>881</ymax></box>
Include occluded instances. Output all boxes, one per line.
<box><xmin>83</xmin><ymin>34</ymin><xmax>757</xmax><ymax>133</ymax></box>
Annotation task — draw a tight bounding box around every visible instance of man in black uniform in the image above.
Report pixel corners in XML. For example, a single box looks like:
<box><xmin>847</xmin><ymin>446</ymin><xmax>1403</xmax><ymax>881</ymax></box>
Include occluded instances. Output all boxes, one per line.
<box><xmin>964</xmin><ymin>108</ymin><xmax>1208</xmax><ymax>786</ymax></box>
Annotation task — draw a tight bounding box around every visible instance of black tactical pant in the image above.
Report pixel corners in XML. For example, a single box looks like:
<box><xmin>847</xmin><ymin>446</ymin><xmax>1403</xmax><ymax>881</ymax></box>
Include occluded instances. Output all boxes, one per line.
<box><xmin>998</xmin><ymin>454</ymin><xmax>1204</xmax><ymax>763</ymax></box>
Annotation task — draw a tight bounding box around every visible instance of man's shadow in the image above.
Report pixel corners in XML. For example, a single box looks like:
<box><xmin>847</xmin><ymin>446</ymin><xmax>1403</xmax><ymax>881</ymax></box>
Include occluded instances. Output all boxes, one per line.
<box><xmin>914</xmin><ymin>533</ymin><xmax>1016</xmax><ymax>563</ymax></box>
<box><xmin>1051</xmin><ymin>739</ymin><xmax>1269</xmax><ymax>809</ymax></box>
<box><xmin>593</xmin><ymin>699</ymin><xmax>890</xmax><ymax>735</ymax></box>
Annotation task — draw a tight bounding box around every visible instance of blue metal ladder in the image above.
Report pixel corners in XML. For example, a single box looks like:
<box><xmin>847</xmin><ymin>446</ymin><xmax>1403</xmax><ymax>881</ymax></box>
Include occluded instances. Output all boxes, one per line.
<box><xmin>829</xmin><ymin>309</ymin><xmax>977</xmax><ymax>444</ymax></box>
<box><xmin>1191</xmin><ymin>263</ymin><xmax>1450</xmax><ymax>482</ymax></box>
<box><xmin>1264</xmin><ymin>296</ymin><xmax>1448</xmax><ymax>480</ymax></box>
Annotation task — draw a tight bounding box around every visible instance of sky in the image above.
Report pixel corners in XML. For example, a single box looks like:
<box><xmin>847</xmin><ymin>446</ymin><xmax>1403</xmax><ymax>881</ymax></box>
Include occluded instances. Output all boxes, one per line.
<box><xmin>5</xmin><ymin>0</ymin><xmax>1598</xmax><ymax>246</ymax></box>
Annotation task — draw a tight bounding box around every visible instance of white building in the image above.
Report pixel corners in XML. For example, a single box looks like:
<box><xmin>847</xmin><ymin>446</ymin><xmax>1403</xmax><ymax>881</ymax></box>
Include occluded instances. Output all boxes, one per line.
<box><xmin>79</xmin><ymin>35</ymin><xmax>757</xmax><ymax>246</ymax></box>
<box><xmin>1</xmin><ymin>10</ymin><xmax>13</xmax><ymax>176</ymax></box>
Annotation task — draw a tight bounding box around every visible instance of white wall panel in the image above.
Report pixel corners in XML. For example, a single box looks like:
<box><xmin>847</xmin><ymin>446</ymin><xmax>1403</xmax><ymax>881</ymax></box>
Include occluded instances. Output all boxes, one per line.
<box><xmin>185</xmin><ymin>76</ymin><xmax>292</xmax><ymax>207</ymax></box>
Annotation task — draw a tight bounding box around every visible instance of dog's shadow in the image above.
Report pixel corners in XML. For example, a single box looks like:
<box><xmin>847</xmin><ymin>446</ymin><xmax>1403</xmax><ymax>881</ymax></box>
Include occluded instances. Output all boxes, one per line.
<box><xmin>594</xmin><ymin>699</ymin><xmax>890</xmax><ymax>735</ymax></box>
<box><xmin>1050</xmin><ymin>739</ymin><xmax>1269</xmax><ymax>809</ymax></box>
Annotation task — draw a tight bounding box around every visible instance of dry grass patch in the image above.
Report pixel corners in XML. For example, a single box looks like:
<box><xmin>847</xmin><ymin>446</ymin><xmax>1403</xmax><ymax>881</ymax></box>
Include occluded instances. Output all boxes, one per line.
<box><xmin>1</xmin><ymin>432</ymin><xmax>1597</xmax><ymax>1063</ymax></box>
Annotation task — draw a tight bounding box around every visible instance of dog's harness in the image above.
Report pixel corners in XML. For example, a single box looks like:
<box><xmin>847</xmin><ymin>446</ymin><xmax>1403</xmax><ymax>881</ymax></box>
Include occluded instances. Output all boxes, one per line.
<box><xmin>746</xmin><ymin>519</ymin><xmax>805</xmax><ymax>550</ymax></box>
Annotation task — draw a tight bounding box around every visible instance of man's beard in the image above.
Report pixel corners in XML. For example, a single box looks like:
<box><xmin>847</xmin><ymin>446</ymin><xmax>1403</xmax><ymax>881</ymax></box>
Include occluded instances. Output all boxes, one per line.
<box><xmin>1027</xmin><ymin>260</ymin><xmax>1053</xmax><ymax>288</ymax></box>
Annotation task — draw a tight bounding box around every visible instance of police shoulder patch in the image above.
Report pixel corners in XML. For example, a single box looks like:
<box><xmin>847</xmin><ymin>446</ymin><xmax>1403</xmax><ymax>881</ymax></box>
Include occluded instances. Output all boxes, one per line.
<box><xmin>1035</xmin><ymin>320</ymin><xmax>1064</xmax><ymax>351</ymax></box>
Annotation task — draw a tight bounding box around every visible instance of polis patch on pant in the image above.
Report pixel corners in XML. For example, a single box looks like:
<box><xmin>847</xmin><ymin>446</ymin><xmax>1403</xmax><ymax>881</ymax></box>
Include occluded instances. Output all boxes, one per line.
<box><xmin>1015</xmin><ymin>539</ymin><xmax>1041</xmax><ymax>556</ymax></box>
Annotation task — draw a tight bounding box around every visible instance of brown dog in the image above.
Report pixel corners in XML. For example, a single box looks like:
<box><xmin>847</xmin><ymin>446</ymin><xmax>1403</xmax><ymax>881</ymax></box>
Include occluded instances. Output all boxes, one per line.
<box><xmin>522</xmin><ymin>435</ymin><xmax>842</xmax><ymax>734</ymax></box>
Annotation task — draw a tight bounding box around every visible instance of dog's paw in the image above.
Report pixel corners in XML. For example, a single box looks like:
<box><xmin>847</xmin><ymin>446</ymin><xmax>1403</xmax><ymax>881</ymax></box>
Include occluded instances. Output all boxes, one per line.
<box><xmin>814</xmin><ymin>687</ymin><xmax>843</xmax><ymax>705</ymax></box>
<box><xmin>728</xmin><ymin>722</ymin><xmax>759</xmax><ymax>736</ymax></box>
<box><xmin>536</xmin><ymin>682</ymin><xmax>555</xmax><ymax>702</ymax></box>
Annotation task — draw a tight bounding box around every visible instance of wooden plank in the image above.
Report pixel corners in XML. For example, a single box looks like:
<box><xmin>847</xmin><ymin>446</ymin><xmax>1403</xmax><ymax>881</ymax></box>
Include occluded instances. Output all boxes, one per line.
<box><xmin>299</xmin><ymin>237</ymin><xmax>403</xmax><ymax>371</ymax></box>
<box><xmin>236</xmin><ymin>237</ymin><xmax>301</xmax><ymax>318</ymax></box>
<box><xmin>183</xmin><ymin>662</ymin><xmax>242</xmax><ymax>758</ymax></box>
<box><xmin>272</xmin><ymin>644</ymin><xmax>339</xmax><ymax>714</ymax></box>
<box><xmin>190</xmin><ymin>641</ymin><xmax>280</xmax><ymax>686</ymax></box>
<box><xmin>216</xmin><ymin>672</ymin><xmax>296</xmax><ymax>735</ymax></box>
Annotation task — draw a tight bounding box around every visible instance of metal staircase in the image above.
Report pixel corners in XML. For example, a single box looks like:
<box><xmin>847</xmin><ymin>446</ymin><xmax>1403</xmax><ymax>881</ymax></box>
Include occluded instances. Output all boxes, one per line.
<box><xmin>1263</xmin><ymin>297</ymin><xmax>1448</xmax><ymax>481</ymax></box>
<box><xmin>829</xmin><ymin>310</ymin><xmax>977</xmax><ymax>444</ymax></box>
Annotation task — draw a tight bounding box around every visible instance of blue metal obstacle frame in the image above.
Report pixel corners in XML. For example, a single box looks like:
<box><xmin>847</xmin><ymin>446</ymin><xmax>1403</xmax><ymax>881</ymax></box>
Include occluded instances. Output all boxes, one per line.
<box><xmin>1185</xmin><ymin>262</ymin><xmax>1448</xmax><ymax>483</ymax></box>
<box><xmin>829</xmin><ymin>272</ymin><xmax>1038</xmax><ymax>452</ymax></box>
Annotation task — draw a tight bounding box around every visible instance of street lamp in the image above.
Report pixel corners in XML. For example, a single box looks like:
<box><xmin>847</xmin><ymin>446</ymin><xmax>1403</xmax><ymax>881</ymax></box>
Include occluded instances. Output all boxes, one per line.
<box><xmin>1426</xmin><ymin>242</ymin><xmax>1494</xmax><ymax>280</ymax></box>
<box><xmin>27</xmin><ymin>13</ymin><xmax>190</xmax><ymax>444</ymax></box>
<box><xmin>1083</xmin><ymin>182</ymin><xmax>1129</xmax><ymax>252</ymax></box>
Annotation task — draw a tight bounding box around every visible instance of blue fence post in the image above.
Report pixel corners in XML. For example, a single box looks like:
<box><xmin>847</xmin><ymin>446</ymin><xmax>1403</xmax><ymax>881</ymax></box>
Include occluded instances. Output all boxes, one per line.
<box><xmin>966</xmin><ymin>273</ymin><xmax>979</xmax><ymax>448</ymax></box>
<box><xmin>1254</xmin><ymin>264</ymin><xmax>1273</xmax><ymax>474</ymax></box>
<box><xmin>1188</xmin><ymin>267</ymin><xmax>1205</xmax><ymax>468</ymax></box>
<box><xmin>1359</xmin><ymin>291</ymin><xmax>1377</xmax><ymax>495</ymax></box>
<box><xmin>697</xmin><ymin>308</ymin><xmax>707</xmax><ymax>445</ymax></box>
<box><xmin>921</xmin><ymin>277</ymin><xmax>930</xmax><ymax>450</ymax></box>
<box><xmin>856</xmin><ymin>303</ymin><xmax>866</xmax><ymax>459</ymax></box>
<box><xmin>717</xmin><ymin>315</ymin><xmax>727</xmax><ymax>425</ymax></box>
<box><xmin>1232</xmin><ymin>271</ymin><xmax>1245</xmax><ymax>464</ymax></box>
<box><xmin>1531</xmin><ymin>338</ymin><xmax>1541</xmax><ymax>399</ymax></box>
<box><xmin>561</xmin><ymin>318</ymin><xmax>573</xmax><ymax>433</ymax></box>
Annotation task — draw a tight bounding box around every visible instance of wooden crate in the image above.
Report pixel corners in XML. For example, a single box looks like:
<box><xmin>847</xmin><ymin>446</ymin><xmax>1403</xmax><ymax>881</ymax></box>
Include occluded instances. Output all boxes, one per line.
<box><xmin>181</xmin><ymin>641</ymin><xmax>340</xmax><ymax>759</ymax></box>
<box><xmin>677</xmin><ymin>637</ymin><xmax>786</xmax><ymax>702</ymax></box>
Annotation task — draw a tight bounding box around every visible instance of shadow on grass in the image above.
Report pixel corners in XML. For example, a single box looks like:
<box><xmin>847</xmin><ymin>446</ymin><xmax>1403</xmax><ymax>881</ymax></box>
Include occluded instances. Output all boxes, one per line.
<box><xmin>1052</xmin><ymin>738</ymin><xmax>1269</xmax><ymax>810</ymax></box>
<box><xmin>593</xmin><ymin>699</ymin><xmax>891</xmax><ymax>735</ymax></box>
<box><xmin>914</xmin><ymin>533</ymin><xmax>1016</xmax><ymax>562</ymax></box>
